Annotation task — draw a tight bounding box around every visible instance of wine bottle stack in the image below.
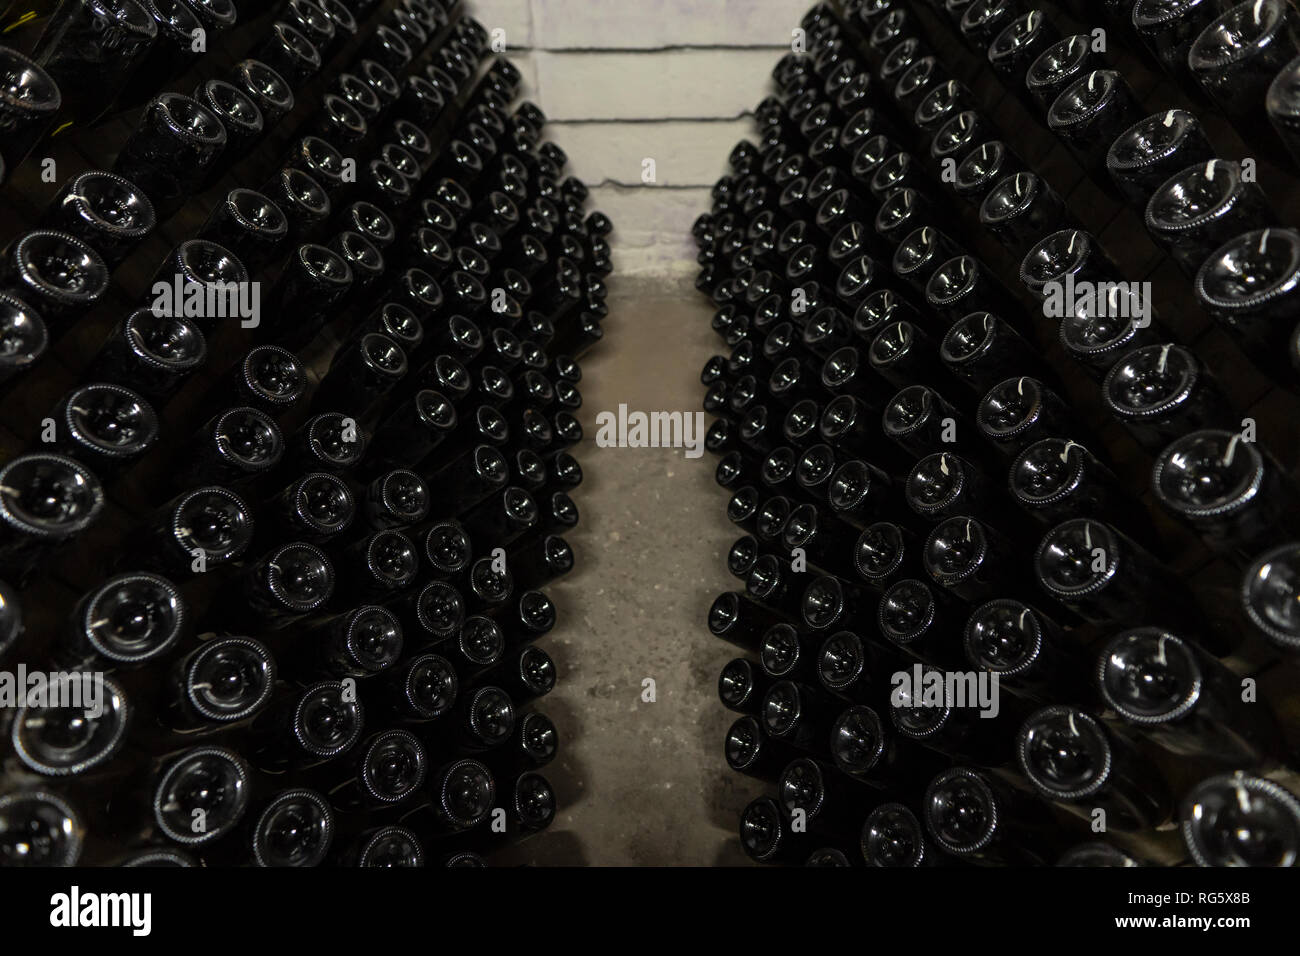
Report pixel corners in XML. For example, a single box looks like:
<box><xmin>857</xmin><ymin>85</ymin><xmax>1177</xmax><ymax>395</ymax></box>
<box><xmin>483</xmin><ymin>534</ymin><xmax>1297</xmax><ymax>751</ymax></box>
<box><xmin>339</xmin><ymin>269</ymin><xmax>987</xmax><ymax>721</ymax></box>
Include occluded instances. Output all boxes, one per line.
<box><xmin>698</xmin><ymin>0</ymin><xmax>1300</xmax><ymax>867</ymax></box>
<box><xmin>0</xmin><ymin>0</ymin><xmax>612</xmax><ymax>868</ymax></box>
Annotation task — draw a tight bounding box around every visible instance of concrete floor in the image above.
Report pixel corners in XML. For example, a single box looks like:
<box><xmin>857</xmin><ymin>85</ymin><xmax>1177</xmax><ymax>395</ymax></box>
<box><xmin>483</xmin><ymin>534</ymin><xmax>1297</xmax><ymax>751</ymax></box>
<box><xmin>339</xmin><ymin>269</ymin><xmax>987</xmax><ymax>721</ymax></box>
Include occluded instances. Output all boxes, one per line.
<box><xmin>491</xmin><ymin>274</ymin><xmax>758</xmax><ymax>866</ymax></box>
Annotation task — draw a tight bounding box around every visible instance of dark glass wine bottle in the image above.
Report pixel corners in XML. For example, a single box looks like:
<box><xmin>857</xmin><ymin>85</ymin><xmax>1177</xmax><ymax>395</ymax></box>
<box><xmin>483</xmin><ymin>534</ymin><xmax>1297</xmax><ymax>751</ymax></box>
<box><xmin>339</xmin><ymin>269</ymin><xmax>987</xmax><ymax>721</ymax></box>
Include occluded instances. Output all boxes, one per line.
<box><xmin>113</xmin><ymin>93</ymin><xmax>227</xmax><ymax>221</ymax></box>
<box><xmin>0</xmin><ymin>453</ymin><xmax>105</xmax><ymax>581</ymax></box>
<box><xmin>922</xmin><ymin>766</ymin><xmax>1061</xmax><ymax>864</ymax></box>
<box><xmin>1</xmin><ymin>230</ymin><xmax>109</xmax><ymax>323</ymax></box>
<box><xmin>1187</xmin><ymin>0</ymin><xmax>1299</xmax><ymax>141</ymax></box>
<box><xmin>31</xmin><ymin>0</ymin><xmax>157</xmax><ymax>125</ymax></box>
<box><xmin>0</xmin><ymin>791</ymin><xmax>84</xmax><ymax>866</ymax></box>
<box><xmin>1179</xmin><ymin>772</ymin><xmax>1300</xmax><ymax>867</ymax></box>
<box><xmin>247</xmin><ymin>789</ymin><xmax>334</xmax><ymax>867</ymax></box>
<box><xmin>1146</xmin><ymin>159</ymin><xmax>1273</xmax><ymax>277</ymax></box>
<box><xmin>1016</xmin><ymin>704</ymin><xmax>1172</xmax><ymax>831</ymax></box>
<box><xmin>1106</xmin><ymin>108</ymin><xmax>1215</xmax><ymax>210</ymax></box>
<box><xmin>0</xmin><ymin>46</ymin><xmax>59</xmax><ymax>185</ymax></box>
<box><xmin>1098</xmin><ymin>627</ymin><xmax>1286</xmax><ymax>763</ymax></box>
<box><xmin>11</xmin><ymin>673</ymin><xmax>130</xmax><ymax>777</ymax></box>
<box><xmin>0</xmin><ymin>292</ymin><xmax>47</xmax><ymax>386</ymax></box>
<box><xmin>861</xmin><ymin>802</ymin><xmax>934</xmax><ymax>867</ymax></box>
<box><xmin>1196</xmin><ymin>227</ymin><xmax>1300</xmax><ymax>382</ymax></box>
<box><xmin>1151</xmin><ymin>429</ymin><xmax>1300</xmax><ymax>562</ymax></box>
<box><xmin>1026</xmin><ymin>34</ymin><xmax>1101</xmax><ymax>111</ymax></box>
<box><xmin>42</xmin><ymin>170</ymin><xmax>155</xmax><ymax>267</ymax></box>
<box><xmin>148</xmin><ymin>746</ymin><xmax>252</xmax><ymax>847</ymax></box>
<box><xmin>1034</xmin><ymin>518</ymin><xmax>1189</xmax><ymax>630</ymax></box>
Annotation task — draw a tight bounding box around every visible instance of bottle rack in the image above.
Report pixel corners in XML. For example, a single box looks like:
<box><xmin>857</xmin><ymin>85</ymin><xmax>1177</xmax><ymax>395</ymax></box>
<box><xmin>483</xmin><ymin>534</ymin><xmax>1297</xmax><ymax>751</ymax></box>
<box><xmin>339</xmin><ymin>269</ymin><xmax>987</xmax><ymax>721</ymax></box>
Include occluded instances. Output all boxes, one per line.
<box><xmin>0</xmin><ymin>0</ymin><xmax>612</xmax><ymax>866</ymax></box>
<box><xmin>699</xmin><ymin>0</ymin><xmax>1300</xmax><ymax>867</ymax></box>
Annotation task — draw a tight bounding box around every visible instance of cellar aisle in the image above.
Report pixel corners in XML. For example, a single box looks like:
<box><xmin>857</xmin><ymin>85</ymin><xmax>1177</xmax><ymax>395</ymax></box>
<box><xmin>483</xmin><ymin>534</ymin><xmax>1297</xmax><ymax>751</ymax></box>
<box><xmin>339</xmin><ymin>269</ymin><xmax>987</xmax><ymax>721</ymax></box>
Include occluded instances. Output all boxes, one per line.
<box><xmin>491</xmin><ymin>275</ymin><xmax>754</xmax><ymax>866</ymax></box>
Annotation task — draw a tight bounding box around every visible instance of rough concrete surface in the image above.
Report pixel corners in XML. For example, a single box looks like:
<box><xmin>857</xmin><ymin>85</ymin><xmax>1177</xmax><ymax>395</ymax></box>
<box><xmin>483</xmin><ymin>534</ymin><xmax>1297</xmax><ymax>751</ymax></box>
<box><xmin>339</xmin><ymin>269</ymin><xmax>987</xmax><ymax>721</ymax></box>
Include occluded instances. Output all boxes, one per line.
<box><xmin>490</xmin><ymin>275</ymin><xmax>760</xmax><ymax>866</ymax></box>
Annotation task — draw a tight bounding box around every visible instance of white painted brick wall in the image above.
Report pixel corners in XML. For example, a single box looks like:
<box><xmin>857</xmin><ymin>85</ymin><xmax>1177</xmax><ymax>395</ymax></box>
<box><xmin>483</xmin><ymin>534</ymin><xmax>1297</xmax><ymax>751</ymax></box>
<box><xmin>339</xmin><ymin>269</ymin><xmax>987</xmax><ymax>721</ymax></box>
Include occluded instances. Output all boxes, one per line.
<box><xmin>532</xmin><ymin>50</ymin><xmax>779</xmax><ymax>121</ymax></box>
<box><xmin>474</xmin><ymin>0</ymin><xmax>811</xmax><ymax>50</ymax></box>
<box><xmin>469</xmin><ymin>0</ymin><xmax>814</xmax><ymax>277</ymax></box>
<box><xmin>548</xmin><ymin>119</ymin><xmax>754</xmax><ymax>187</ymax></box>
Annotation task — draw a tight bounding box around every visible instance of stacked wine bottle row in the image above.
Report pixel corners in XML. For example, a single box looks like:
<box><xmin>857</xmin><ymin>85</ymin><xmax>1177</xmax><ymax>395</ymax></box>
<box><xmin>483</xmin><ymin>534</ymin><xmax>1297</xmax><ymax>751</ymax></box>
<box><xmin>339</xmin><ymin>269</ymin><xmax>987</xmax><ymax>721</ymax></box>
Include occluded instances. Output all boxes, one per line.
<box><xmin>697</xmin><ymin>0</ymin><xmax>1300</xmax><ymax>867</ymax></box>
<box><xmin>0</xmin><ymin>0</ymin><xmax>613</xmax><ymax>867</ymax></box>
